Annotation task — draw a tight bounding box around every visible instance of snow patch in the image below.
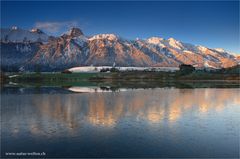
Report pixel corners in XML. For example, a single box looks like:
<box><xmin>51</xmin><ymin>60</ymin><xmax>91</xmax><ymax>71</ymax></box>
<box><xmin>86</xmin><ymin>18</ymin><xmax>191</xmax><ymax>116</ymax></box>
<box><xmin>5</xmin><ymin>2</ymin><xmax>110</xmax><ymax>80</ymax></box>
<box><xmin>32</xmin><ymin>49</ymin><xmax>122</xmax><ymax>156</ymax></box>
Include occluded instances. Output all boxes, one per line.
<box><xmin>73</xmin><ymin>36</ymin><xmax>88</xmax><ymax>47</ymax></box>
<box><xmin>204</xmin><ymin>61</ymin><xmax>218</xmax><ymax>69</ymax></box>
<box><xmin>68</xmin><ymin>66</ymin><xmax>179</xmax><ymax>73</ymax></box>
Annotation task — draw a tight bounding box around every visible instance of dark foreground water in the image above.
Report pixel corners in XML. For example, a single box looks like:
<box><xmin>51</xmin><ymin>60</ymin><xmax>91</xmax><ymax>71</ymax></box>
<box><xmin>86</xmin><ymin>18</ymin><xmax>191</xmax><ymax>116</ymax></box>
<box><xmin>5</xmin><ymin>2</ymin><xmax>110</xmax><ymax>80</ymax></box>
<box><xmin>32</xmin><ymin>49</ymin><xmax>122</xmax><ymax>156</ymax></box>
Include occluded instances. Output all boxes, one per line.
<box><xmin>1</xmin><ymin>87</ymin><xmax>239</xmax><ymax>158</ymax></box>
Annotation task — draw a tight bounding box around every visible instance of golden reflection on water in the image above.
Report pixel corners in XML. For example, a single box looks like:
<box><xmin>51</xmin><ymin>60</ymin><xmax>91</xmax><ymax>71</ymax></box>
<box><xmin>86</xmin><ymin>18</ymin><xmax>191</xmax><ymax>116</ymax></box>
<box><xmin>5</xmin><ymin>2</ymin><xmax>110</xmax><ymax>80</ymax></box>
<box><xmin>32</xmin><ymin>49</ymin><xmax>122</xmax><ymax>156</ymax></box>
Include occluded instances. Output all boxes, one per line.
<box><xmin>146</xmin><ymin>107</ymin><xmax>164</xmax><ymax>123</ymax></box>
<box><xmin>39</xmin><ymin>89</ymin><xmax>239</xmax><ymax>125</ymax></box>
<box><xmin>2</xmin><ymin>88</ymin><xmax>240</xmax><ymax>136</ymax></box>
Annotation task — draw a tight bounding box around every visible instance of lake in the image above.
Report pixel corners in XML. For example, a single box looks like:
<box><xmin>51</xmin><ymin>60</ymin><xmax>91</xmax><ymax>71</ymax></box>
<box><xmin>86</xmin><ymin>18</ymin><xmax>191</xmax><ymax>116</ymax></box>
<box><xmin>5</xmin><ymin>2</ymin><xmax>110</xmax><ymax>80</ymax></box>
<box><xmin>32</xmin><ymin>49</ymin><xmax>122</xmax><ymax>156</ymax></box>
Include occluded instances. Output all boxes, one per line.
<box><xmin>1</xmin><ymin>86</ymin><xmax>239</xmax><ymax>158</ymax></box>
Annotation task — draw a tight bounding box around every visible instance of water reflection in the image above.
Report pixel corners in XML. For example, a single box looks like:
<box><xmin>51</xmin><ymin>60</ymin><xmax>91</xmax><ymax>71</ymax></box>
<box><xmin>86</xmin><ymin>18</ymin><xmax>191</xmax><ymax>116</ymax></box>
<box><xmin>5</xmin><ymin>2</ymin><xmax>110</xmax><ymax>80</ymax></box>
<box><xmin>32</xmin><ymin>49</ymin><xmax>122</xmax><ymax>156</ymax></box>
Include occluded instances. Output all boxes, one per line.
<box><xmin>1</xmin><ymin>88</ymin><xmax>239</xmax><ymax>158</ymax></box>
<box><xmin>2</xmin><ymin>88</ymin><xmax>239</xmax><ymax>131</ymax></box>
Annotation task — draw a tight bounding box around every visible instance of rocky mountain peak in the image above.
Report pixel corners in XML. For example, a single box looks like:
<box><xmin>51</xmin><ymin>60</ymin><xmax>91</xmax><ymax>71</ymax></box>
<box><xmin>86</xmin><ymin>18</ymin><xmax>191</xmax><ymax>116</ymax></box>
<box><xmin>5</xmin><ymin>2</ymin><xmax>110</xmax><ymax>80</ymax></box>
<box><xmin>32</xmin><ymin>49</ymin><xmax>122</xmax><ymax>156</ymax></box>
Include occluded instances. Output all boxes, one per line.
<box><xmin>167</xmin><ymin>37</ymin><xmax>183</xmax><ymax>50</ymax></box>
<box><xmin>30</xmin><ymin>28</ymin><xmax>45</xmax><ymax>34</ymax></box>
<box><xmin>89</xmin><ymin>34</ymin><xmax>118</xmax><ymax>41</ymax></box>
<box><xmin>146</xmin><ymin>37</ymin><xmax>164</xmax><ymax>44</ymax></box>
<box><xmin>168</xmin><ymin>37</ymin><xmax>177</xmax><ymax>42</ymax></box>
<box><xmin>214</xmin><ymin>48</ymin><xmax>226</xmax><ymax>53</ymax></box>
<box><xmin>1</xmin><ymin>27</ymin><xmax>49</xmax><ymax>43</ymax></box>
<box><xmin>68</xmin><ymin>27</ymin><xmax>84</xmax><ymax>37</ymax></box>
<box><xmin>197</xmin><ymin>45</ymin><xmax>208</xmax><ymax>52</ymax></box>
<box><xmin>11</xmin><ymin>26</ymin><xmax>18</xmax><ymax>30</ymax></box>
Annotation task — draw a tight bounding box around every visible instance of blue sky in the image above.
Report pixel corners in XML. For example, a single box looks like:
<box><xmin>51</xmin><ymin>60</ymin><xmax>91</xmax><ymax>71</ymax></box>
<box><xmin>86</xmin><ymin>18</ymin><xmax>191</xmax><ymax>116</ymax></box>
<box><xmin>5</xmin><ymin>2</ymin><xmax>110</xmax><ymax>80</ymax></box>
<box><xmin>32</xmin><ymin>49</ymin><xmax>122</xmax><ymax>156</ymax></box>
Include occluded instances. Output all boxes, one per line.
<box><xmin>1</xmin><ymin>1</ymin><xmax>239</xmax><ymax>53</ymax></box>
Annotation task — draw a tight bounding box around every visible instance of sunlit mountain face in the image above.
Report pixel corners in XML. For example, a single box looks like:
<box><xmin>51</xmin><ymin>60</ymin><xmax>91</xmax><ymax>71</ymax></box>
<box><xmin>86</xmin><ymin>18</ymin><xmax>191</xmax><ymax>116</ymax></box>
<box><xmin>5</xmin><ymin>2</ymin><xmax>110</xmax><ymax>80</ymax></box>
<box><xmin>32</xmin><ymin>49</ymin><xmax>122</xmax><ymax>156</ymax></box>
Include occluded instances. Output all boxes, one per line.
<box><xmin>1</xmin><ymin>27</ymin><xmax>239</xmax><ymax>72</ymax></box>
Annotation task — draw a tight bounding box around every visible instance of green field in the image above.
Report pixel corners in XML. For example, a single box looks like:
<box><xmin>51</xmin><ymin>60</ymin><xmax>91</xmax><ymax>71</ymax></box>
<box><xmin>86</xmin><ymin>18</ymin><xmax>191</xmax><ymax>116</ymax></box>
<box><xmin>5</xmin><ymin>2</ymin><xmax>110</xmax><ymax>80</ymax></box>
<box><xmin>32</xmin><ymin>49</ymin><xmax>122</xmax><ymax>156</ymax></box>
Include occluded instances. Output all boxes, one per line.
<box><xmin>3</xmin><ymin>68</ymin><xmax>239</xmax><ymax>88</ymax></box>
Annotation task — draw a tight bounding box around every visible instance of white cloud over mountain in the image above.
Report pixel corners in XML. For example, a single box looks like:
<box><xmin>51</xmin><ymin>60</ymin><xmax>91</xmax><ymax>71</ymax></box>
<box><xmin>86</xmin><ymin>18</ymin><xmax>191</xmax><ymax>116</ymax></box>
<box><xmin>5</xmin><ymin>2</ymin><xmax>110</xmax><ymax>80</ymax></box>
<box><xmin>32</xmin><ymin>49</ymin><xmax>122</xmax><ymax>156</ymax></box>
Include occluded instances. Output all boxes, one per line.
<box><xmin>35</xmin><ymin>21</ymin><xmax>78</xmax><ymax>34</ymax></box>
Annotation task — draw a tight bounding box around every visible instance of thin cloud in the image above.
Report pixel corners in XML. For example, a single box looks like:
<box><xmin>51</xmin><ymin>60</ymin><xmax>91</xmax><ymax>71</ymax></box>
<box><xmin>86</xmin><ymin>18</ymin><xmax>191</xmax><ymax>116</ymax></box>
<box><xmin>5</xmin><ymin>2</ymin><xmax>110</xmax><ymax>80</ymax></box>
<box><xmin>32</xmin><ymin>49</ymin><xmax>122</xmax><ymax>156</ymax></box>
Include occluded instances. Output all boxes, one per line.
<box><xmin>35</xmin><ymin>21</ymin><xmax>78</xmax><ymax>34</ymax></box>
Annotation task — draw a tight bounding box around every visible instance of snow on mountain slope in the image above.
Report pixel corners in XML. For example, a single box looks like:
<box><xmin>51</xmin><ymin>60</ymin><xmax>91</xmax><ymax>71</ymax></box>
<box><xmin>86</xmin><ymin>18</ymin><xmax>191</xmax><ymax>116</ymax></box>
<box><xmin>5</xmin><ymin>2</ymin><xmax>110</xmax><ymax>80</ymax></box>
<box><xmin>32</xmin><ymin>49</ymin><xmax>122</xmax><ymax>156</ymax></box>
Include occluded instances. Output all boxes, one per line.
<box><xmin>146</xmin><ymin>37</ymin><xmax>164</xmax><ymax>44</ymax></box>
<box><xmin>1</xmin><ymin>27</ymin><xmax>49</xmax><ymax>42</ymax></box>
<box><xmin>214</xmin><ymin>48</ymin><xmax>226</xmax><ymax>52</ymax></box>
<box><xmin>167</xmin><ymin>38</ymin><xmax>184</xmax><ymax>50</ymax></box>
<box><xmin>146</xmin><ymin>37</ymin><xmax>166</xmax><ymax>48</ymax></box>
<box><xmin>89</xmin><ymin>34</ymin><xmax>118</xmax><ymax>41</ymax></box>
<box><xmin>146</xmin><ymin>37</ymin><xmax>184</xmax><ymax>50</ymax></box>
<box><xmin>1</xmin><ymin>42</ymin><xmax>41</xmax><ymax>71</ymax></box>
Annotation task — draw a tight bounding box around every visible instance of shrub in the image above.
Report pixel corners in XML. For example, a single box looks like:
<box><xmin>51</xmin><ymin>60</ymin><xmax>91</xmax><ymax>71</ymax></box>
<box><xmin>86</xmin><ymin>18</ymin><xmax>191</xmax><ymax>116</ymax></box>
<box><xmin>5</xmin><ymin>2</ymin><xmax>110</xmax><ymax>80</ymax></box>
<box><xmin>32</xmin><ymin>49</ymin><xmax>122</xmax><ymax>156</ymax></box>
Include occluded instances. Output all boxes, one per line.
<box><xmin>179</xmin><ymin>64</ymin><xmax>195</xmax><ymax>75</ymax></box>
<box><xmin>62</xmin><ymin>70</ymin><xmax>72</xmax><ymax>74</ymax></box>
<box><xmin>100</xmin><ymin>68</ymin><xmax>110</xmax><ymax>72</ymax></box>
<box><xmin>110</xmin><ymin>67</ymin><xmax>119</xmax><ymax>72</ymax></box>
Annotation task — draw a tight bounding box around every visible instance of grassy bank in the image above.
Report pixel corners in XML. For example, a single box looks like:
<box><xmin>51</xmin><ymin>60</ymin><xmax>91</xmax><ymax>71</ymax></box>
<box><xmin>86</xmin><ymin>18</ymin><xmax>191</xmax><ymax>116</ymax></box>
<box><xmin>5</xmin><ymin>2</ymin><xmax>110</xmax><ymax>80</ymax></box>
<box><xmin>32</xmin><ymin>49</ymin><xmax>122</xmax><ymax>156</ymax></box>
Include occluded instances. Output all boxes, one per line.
<box><xmin>2</xmin><ymin>69</ymin><xmax>239</xmax><ymax>88</ymax></box>
<box><xmin>4</xmin><ymin>65</ymin><xmax>240</xmax><ymax>83</ymax></box>
<box><xmin>6</xmin><ymin>70</ymin><xmax>240</xmax><ymax>82</ymax></box>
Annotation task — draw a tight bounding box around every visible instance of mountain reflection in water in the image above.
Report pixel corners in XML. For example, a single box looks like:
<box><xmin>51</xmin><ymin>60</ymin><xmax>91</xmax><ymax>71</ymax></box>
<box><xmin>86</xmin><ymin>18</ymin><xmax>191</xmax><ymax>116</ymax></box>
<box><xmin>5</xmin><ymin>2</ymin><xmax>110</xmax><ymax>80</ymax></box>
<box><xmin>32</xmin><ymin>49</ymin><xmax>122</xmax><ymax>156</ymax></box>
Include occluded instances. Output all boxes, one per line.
<box><xmin>1</xmin><ymin>88</ymin><xmax>239</xmax><ymax>158</ymax></box>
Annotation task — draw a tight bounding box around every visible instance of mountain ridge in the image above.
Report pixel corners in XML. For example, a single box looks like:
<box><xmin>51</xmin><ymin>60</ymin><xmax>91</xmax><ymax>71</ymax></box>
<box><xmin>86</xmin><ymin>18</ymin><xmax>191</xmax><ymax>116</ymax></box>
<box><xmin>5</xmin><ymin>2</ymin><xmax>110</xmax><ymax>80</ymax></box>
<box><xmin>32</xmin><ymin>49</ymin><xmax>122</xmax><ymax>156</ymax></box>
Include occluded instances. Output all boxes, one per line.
<box><xmin>1</xmin><ymin>27</ymin><xmax>239</xmax><ymax>71</ymax></box>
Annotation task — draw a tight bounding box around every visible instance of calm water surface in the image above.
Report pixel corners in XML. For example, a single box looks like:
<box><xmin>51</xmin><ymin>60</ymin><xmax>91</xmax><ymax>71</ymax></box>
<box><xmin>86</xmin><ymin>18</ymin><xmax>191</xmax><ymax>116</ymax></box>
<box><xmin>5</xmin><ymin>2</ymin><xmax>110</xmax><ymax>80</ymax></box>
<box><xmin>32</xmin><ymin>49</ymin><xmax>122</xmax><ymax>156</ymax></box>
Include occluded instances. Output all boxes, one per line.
<box><xmin>1</xmin><ymin>87</ymin><xmax>239</xmax><ymax>158</ymax></box>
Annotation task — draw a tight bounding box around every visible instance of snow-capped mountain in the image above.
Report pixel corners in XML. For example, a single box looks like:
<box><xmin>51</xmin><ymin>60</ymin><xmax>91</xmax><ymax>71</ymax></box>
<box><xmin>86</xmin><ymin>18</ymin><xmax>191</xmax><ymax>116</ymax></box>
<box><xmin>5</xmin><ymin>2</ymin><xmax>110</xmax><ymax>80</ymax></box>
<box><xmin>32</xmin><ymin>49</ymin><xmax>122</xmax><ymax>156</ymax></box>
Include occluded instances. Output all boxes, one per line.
<box><xmin>1</xmin><ymin>26</ymin><xmax>49</xmax><ymax>42</ymax></box>
<box><xmin>0</xmin><ymin>27</ymin><xmax>239</xmax><ymax>71</ymax></box>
